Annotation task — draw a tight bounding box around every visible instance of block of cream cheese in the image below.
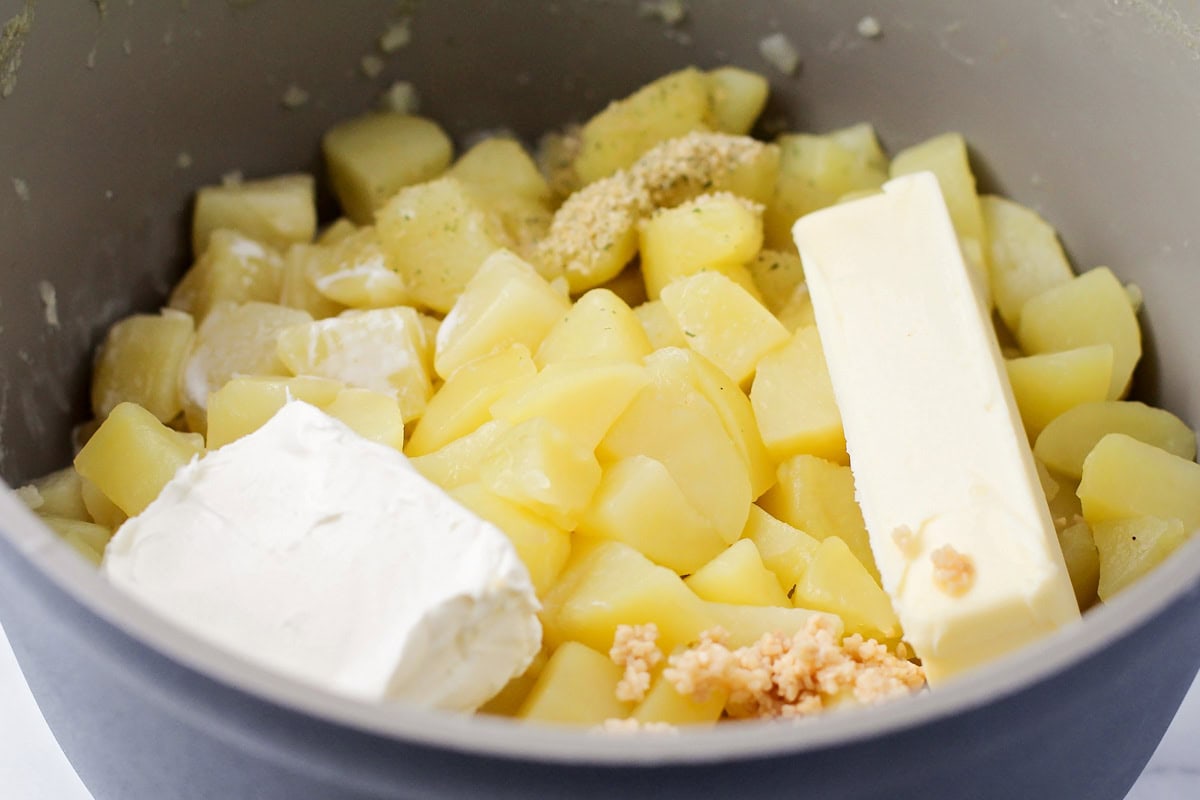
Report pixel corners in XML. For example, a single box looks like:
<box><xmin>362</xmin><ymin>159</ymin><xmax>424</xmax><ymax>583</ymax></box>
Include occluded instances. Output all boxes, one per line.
<box><xmin>103</xmin><ymin>401</ymin><xmax>541</xmax><ymax>711</ymax></box>
<box><xmin>792</xmin><ymin>172</ymin><xmax>1080</xmax><ymax>683</ymax></box>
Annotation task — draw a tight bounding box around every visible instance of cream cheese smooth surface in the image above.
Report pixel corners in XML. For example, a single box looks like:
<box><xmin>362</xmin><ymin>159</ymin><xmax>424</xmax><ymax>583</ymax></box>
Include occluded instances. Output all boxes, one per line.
<box><xmin>793</xmin><ymin>173</ymin><xmax>1080</xmax><ymax>683</ymax></box>
<box><xmin>103</xmin><ymin>401</ymin><xmax>541</xmax><ymax>711</ymax></box>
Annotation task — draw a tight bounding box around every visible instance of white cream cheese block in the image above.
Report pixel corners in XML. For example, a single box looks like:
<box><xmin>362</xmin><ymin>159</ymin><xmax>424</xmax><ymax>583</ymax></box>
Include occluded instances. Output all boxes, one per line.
<box><xmin>103</xmin><ymin>401</ymin><xmax>541</xmax><ymax>711</ymax></box>
<box><xmin>793</xmin><ymin>172</ymin><xmax>1080</xmax><ymax>683</ymax></box>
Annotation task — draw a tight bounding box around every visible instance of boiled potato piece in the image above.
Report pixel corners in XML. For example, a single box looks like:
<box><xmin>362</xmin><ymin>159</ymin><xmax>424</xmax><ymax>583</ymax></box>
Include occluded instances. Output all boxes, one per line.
<box><xmin>1005</xmin><ymin>345</ymin><xmax>1114</xmax><ymax>438</ymax></box>
<box><xmin>751</xmin><ymin>325</ymin><xmax>846</xmax><ymax>464</ymax></box>
<box><xmin>450</xmin><ymin>483</ymin><xmax>571</xmax><ymax>594</ymax></box>
<box><xmin>706</xmin><ymin>66</ymin><xmax>769</xmax><ymax>135</ymax></box>
<box><xmin>704</xmin><ymin>602</ymin><xmax>842</xmax><ymax>648</ymax></box>
<box><xmin>634</xmin><ymin>300</ymin><xmax>686</xmax><ymax>349</ymax></box>
<box><xmin>1035</xmin><ymin>401</ymin><xmax>1196</xmax><ymax>480</ymax></box>
<box><xmin>24</xmin><ymin>468</ymin><xmax>89</xmax><ymax>521</ymax></box>
<box><xmin>449</xmin><ymin>138</ymin><xmax>553</xmax><ymax>263</ymax></box>
<box><xmin>322</xmin><ymin>388</ymin><xmax>406</xmax><ymax>451</ymax></box>
<box><xmin>407</xmin><ymin>344</ymin><xmax>537</xmax><ymax>457</ymax></box>
<box><xmin>91</xmin><ymin>310</ymin><xmax>194</xmax><ymax>423</ymax></box>
<box><xmin>573</xmin><ymin>68</ymin><xmax>713</xmax><ymax>185</ymax></box>
<box><xmin>169</xmin><ymin>230</ymin><xmax>284</xmax><ymax>324</ymax></box>
<box><xmin>747</xmin><ymin>250</ymin><xmax>805</xmax><ymax>315</ymax></box>
<box><xmin>42</xmin><ymin>517</ymin><xmax>113</xmax><ymax>565</ymax></box>
<box><xmin>478</xmin><ymin>418</ymin><xmax>602</xmax><ymax>531</ymax></box>
<box><xmin>1058</xmin><ymin>518</ymin><xmax>1100</xmax><ymax>610</ymax></box>
<box><xmin>80</xmin><ymin>478</ymin><xmax>126</xmax><ymax>530</ymax></box>
<box><xmin>639</xmin><ymin>193</ymin><xmax>764</xmax><ymax>300</ymax></box>
<box><xmin>409</xmin><ymin>420</ymin><xmax>510</xmax><ymax>491</ymax></box>
<box><xmin>534</xmin><ymin>288</ymin><xmax>652</xmax><ymax>367</ymax></box>
<box><xmin>576</xmin><ymin>455</ymin><xmax>727</xmax><ymax>575</ymax></box>
<box><xmin>279</xmin><ymin>244</ymin><xmax>346</xmax><ymax>319</ymax></box>
<box><xmin>776</xmin><ymin>284</ymin><xmax>817</xmax><ymax>333</ymax></box>
<box><xmin>660</xmin><ymin>271</ymin><xmax>789</xmax><ymax>387</ymax></box>
<box><xmin>205</xmin><ymin>376</ymin><xmax>343</xmax><ymax>449</ymax></box>
<box><xmin>192</xmin><ymin>173</ymin><xmax>316</xmax><ymax>257</ymax></box>
<box><xmin>479</xmin><ymin>649</ymin><xmax>548</xmax><ymax>718</ymax></box>
<box><xmin>434</xmin><ymin>249</ymin><xmax>570</xmax><ymax>379</ymax></box>
<box><xmin>596</xmin><ymin>266</ymin><xmax>649</xmax><ymax>309</ymax></box>
<box><xmin>302</xmin><ymin>226</ymin><xmax>408</xmax><ymax>309</ymax></box>
<box><xmin>516</xmin><ymin>641</ymin><xmax>632</xmax><ymax>725</ymax></box>
<box><xmin>323</xmin><ymin>112</ymin><xmax>453</xmax><ymax>224</ymax></box>
<box><xmin>74</xmin><ymin>403</ymin><xmax>204</xmax><ymax>517</ymax></box>
<box><xmin>1093</xmin><ymin>516</ymin><xmax>1189</xmax><ymax>601</ymax></box>
<box><xmin>633</xmin><ymin>674</ymin><xmax>726</xmax><ymax>727</ymax></box>
<box><xmin>1078</xmin><ymin>433</ymin><xmax>1200</xmax><ymax>529</ymax></box>
<box><xmin>685</xmin><ymin>539</ymin><xmax>791</xmax><ymax>607</ymax></box>
<box><xmin>980</xmin><ymin>195</ymin><xmax>1074</xmax><ymax>331</ymax></box>
<box><xmin>741</xmin><ymin>505</ymin><xmax>820</xmax><ymax>596</ymax></box>
<box><xmin>793</xmin><ymin>537</ymin><xmax>901</xmax><ymax>642</ymax></box>
<box><xmin>1017</xmin><ymin>267</ymin><xmax>1141</xmax><ymax>400</ymax></box>
<box><xmin>317</xmin><ymin>218</ymin><xmax>357</xmax><ymax>245</ymax></box>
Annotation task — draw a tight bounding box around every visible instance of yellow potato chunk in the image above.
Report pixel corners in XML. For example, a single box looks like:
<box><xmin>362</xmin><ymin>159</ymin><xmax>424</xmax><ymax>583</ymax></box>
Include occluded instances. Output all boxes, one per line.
<box><xmin>1005</xmin><ymin>345</ymin><xmax>1114</xmax><ymax>438</ymax></box>
<box><xmin>685</xmin><ymin>539</ymin><xmax>790</xmax><ymax>607</ymax></box>
<box><xmin>449</xmin><ymin>138</ymin><xmax>553</xmax><ymax>263</ymax></box>
<box><xmin>479</xmin><ymin>649</ymin><xmax>548</xmax><ymax>718</ymax></box>
<box><xmin>759</xmin><ymin>455</ymin><xmax>879</xmax><ymax>582</ymax></box>
<box><xmin>80</xmin><ymin>478</ymin><xmax>126</xmax><ymax>530</ymax></box>
<box><xmin>1017</xmin><ymin>267</ymin><xmax>1142</xmax><ymax>399</ymax></box>
<box><xmin>205</xmin><ymin>376</ymin><xmax>343</xmax><ymax>449</ymax></box>
<box><xmin>322</xmin><ymin>112</ymin><xmax>454</xmax><ymax>224</ymax></box>
<box><xmin>1079</xmin><ymin>433</ymin><xmax>1200</xmax><ymax>530</ymax></box>
<box><xmin>634</xmin><ymin>300</ymin><xmax>686</xmax><ymax>350</ymax></box>
<box><xmin>639</xmin><ymin>193</ymin><xmax>764</xmax><ymax>300</ymax></box>
<box><xmin>74</xmin><ymin>403</ymin><xmax>204</xmax><ymax>517</ymax></box>
<box><xmin>493</xmin><ymin>361</ymin><xmax>649</xmax><ymax>451</ymax></box>
<box><xmin>535</xmin><ymin>289</ymin><xmax>652</xmax><ymax>367</ymax></box>
<box><xmin>91</xmin><ymin>310</ymin><xmax>194</xmax><ymax>423</ymax></box>
<box><xmin>478</xmin><ymin>418</ymin><xmax>602</xmax><ymax>530</ymax></box>
<box><xmin>434</xmin><ymin>249</ymin><xmax>570</xmax><ymax>379</ymax></box>
<box><xmin>574</xmin><ymin>68</ymin><xmax>713</xmax><ymax>185</ymax></box>
<box><xmin>535</xmin><ymin>173</ymin><xmax>645</xmax><ymax>293</ymax></box>
<box><xmin>192</xmin><ymin>173</ymin><xmax>316</xmax><ymax>257</ymax></box>
<box><xmin>407</xmin><ymin>344</ymin><xmax>537</xmax><ymax>457</ymax></box>
<box><xmin>516</xmin><ymin>641</ymin><xmax>632</xmax><ymax>725</ymax></box>
<box><xmin>276</xmin><ymin>307</ymin><xmax>432</xmax><ymax>422</ymax></box>
<box><xmin>169</xmin><ymin>230</ymin><xmax>285</xmax><ymax>324</ymax></box>
<box><xmin>302</xmin><ymin>226</ymin><xmax>408</xmax><ymax>310</ymax></box>
<box><xmin>1058</xmin><ymin>518</ymin><xmax>1100</xmax><ymax>610</ymax></box>
<box><xmin>1035</xmin><ymin>401</ymin><xmax>1196</xmax><ymax>480</ymax></box>
<box><xmin>751</xmin><ymin>325</ymin><xmax>846</xmax><ymax>464</ymax></box>
<box><xmin>704</xmin><ymin>602</ymin><xmax>842</xmax><ymax>648</ymax></box>
<box><xmin>660</xmin><ymin>271</ymin><xmax>789</xmax><ymax>387</ymax></box>
<box><xmin>633</xmin><ymin>674</ymin><xmax>727</xmax><ymax>726</ymax></box>
<box><xmin>409</xmin><ymin>420</ymin><xmax>510</xmax><ymax>491</ymax></box>
<box><xmin>980</xmin><ymin>195</ymin><xmax>1074</xmax><ymax>331</ymax></box>
<box><xmin>776</xmin><ymin>284</ymin><xmax>817</xmax><ymax>332</ymax></box>
<box><xmin>375</xmin><ymin>177</ymin><xmax>506</xmax><ymax>314</ymax></box>
<box><xmin>706</xmin><ymin>66</ymin><xmax>770</xmax><ymax>135</ymax></box>
<box><xmin>450</xmin><ymin>483</ymin><xmax>572</xmax><ymax>595</ymax></box>
<box><xmin>1093</xmin><ymin>516</ymin><xmax>1190</xmax><ymax>601</ymax></box>
<box><xmin>741</xmin><ymin>506</ymin><xmax>820</xmax><ymax>596</ymax></box>
<box><xmin>323</xmin><ymin>388</ymin><xmax>406</xmax><ymax>451</ymax></box>
<box><xmin>317</xmin><ymin>218</ymin><xmax>357</xmax><ymax>245</ymax></box>
<box><xmin>25</xmin><ymin>468</ymin><xmax>89</xmax><ymax>521</ymax></box>
<box><xmin>597</xmin><ymin>266</ymin><xmax>649</xmax><ymax>309</ymax></box>
<box><xmin>793</xmin><ymin>537</ymin><xmax>901</xmax><ymax>642</ymax></box>
<box><xmin>747</xmin><ymin>250</ymin><xmax>805</xmax><ymax>315</ymax></box>
<box><xmin>279</xmin><ymin>244</ymin><xmax>346</xmax><ymax>319</ymax></box>
<box><xmin>42</xmin><ymin>517</ymin><xmax>114</xmax><ymax>566</ymax></box>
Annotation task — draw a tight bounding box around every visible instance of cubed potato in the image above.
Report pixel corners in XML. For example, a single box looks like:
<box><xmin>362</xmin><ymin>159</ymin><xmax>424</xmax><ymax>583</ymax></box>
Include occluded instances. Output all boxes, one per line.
<box><xmin>751</xmin><ymin>325</ymin><xmax>846</xmax><ymax>464</ymax></box>
<box><xmin>980</xmin><ymin>195</ymin><xmax>1075</xmax><ymax>331</ymax></box>
<box><xmin>1006</xmin><ymin>345</ymin><xmax>1114</xmax><ymax>438</ymax></box>
<box><xmin>302</xmin><ymin>226</ymin><xmax>409</xmax><ymax>309</ymax></box>
<box><xmin>639</xmin><ymin>193</ymin><xmax>764</xmax><ymax>300</ymax></box>
<box><xmin>776</xmin><ymin>283</ymin><xmax>817</xmax><ymax>332</ymax></box>
<box><xmin>633</xmin><ymin>674</ymin><xmax>727</xmax><ymax>727</ymax></box>
<box><xmin>181</xmin><ymin>301</ymin><xmax>312</xmax><ymax>432</ymax></box>
<box><xmin>169</xmin><ymin>230</ymin><xmax>285</xmax><ymax>324</ymax></box>
<box><xmin>741</xmin><ymin>505</ymin><xmax>820</xmax><ymax>596</ymax></box>
<box><xmin>478</xmin><ymin>418</ymin><xmax>602</xmax><ymax>530</ymax></box>
<box><xmin>450</xmin><ymin>483</ymin><xmax>572</xmax><ymax>595</ymax></box>
<box><xmin>80</xmin><ymin>478</ymin><xmax>126</xmax><ymax>530</ymax></box>
<box><xmin>323</xmin><ymin>388</ymin><xmax>406</xmax><ymax>451</ymax></box>
<box><xmin>747</xmin><ymin>250</ymin><xmax>805</xmax><ymax>315</ymax></box>
<box><xmin>552</xmin><ymin>541</ymin><xmax>719</xmax><ymax>654</ymax></box>
<box><xmin>713</xmin><ymin>141</ymin><xmax>781</xmax><ymax>207</ymax></box>
<box><xmin>685</xmin><ymin>540</ymin><xmax>791</xmax><ymax>607</ymax></box>
<box><xmin>276</xmin><ymin>307</ymin><xmax>432</xmax><ymax>422</ymax></box>
<box><xmin>407</xmin><ymin>344</ymin><xmax>537</xmax><ymax>457</ymax></box>
<box><xmin>1035</xmin><ymin>401</ymin><xmax>1196</xmax><ymax>480</ymax></box>
<box><xmin>279</xmin><ymin>244</ymin><xmax>346</xmax><ymax>319</ymax></box>
<box><xmin>1093</xmin><ymin>516</ymin><xmax>1189</xmax><ymax>601</ymax></box>
<box><xmin>1017</xmin><ymin>267</ymin><xmax>1142</xmax><ymax>399</ymax></box>
<box><xmin>478</xmin><ymin>649</ymin><xmax>549</xmax><ymax>718</ymax></box>
<box><xmin>706</xmin><ymin>66</ymin><xmax>770</xmax><ymax>135</ymax></box>
<box><xmin>764</xmin><ymin>125</ymin><xmax>889</xmax><ymax>250</ymax></box>
<box><xmin>434</xmin><ymin>249</ymin><xmax>571</xmax><ymax>379</ymax></box>
<box><xmin>317</xmin><ymin>218</ymin><xmax>358</xmax><ymax>245</ymax></box>
<box><xmin>449</xmin><ymin>138</ymin><xmax>553</xmax><ymax>263</ymax></box>
<box><xmin>25</xmin><ymin>468</ymin><xmax>89</xmax><ymax>521</ymax></box>
<box><xmin>660</xmin><ymin>271</ymin><xmax>790</xmax><ymax>387</ymax></box>
<box><xmin>1079</xmin><ymin>433</ymin><xmax>1200</xmax><ymax>529</ymax></box>
<box><xmin>759</xmin><ymin>454</ymin><xmax>879</xmax><ymax>582</ymax></box>
<box><xmin>323</xmin><ymin>112</ymin><xmax>454</xmax><ymax>224</ymax></box>
<box><xmin>74</xmin><ymin>403</ymin><xmax>204</xmax><ymax>517</ymax></box>
<box><xmin>492</xmin><ymin>361</ymin><xmax>649</xmax><ymax>451</ymax></box>
<box><xmin>535</xmin><ymin>289</ymin><xmax>652</xmax><ymax>367</ymax></box>
<box><xmin>42</xmin><ymin>517</ymin><xmax>114</xmax><ymax>566</ymax></box>
<box><xmin>192</xmin><ymin>173</ymin><xmax>316</xmax><ymax>257</ymax></box>
<box><xmin>516</xmin><ymin>641</ymin><xmax>632</xmax><ymax>725</ymax></box>
<box><xmin>793</xmin><ymin>536</ymin><xmax>901</xmax><ymax>642</ymax></box>
<box><xmin>375</xmin><ymin>177</ymin><xmax>506</xmax><ymax>314</ymax></box>
<box><xmin>535</xmin><ymin>173</ymin><xmax>645</xmax><ymax>293</ymax></box>
<box><xmin>597</xmin><ymin>266</ymin><xmax>649</xmax><ymax>309</ymax></box>
<box><xmin>205</xmin><ymin>376</ymin><xmax>343</xmax><ymax>449</ymax></box>
<box><xmin>704</xmin><ymin>602</ymin><xmax>842</xmax><ymax>648</ymax></box>
<box><xmin>573</xmin><ymin>68</ymin><xmax>714</xmax><ymax>185</ymax></box>
<box><xmin>409</xmin><ymin>420</ymin><xmax>510</xmax><ymax>491</ymax></box>
<box><xmin>1058</xmin><ymin>518</ymin><xmax>1100</xmax><ymax>610</ymax></box>
<box><xmin>599</xmin><ymin>351</ymin><xmax>751</xmax><ymax>544</ymax></box>
<box><xmin>634</xmin><ymin>300</ymin><xmax>686</xmax><ymax>350</ymax></box>
<box><xmin>91</xmin><ymin>310</ymin><xmax>195</xmax><ymax>422</ymax></box>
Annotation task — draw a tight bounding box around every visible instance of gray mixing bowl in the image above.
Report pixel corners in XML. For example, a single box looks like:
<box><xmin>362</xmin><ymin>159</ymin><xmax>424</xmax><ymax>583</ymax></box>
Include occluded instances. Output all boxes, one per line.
<box><xmin>2</xmin><ymin>1</ymin><xmax>1200</xmax><ymax>798</ymax></box>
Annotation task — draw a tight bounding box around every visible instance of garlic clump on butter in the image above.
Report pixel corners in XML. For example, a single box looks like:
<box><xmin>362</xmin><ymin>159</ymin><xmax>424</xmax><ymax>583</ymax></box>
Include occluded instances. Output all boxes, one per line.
<box><xmin>102</xmin><ymin>400</ymin><xmax>541</xmax><ymax>711</ymax></box>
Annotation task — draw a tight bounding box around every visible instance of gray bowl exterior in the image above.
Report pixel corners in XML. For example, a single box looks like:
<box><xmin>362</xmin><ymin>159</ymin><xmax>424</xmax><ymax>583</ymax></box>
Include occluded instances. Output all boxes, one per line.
<box><xmin>2</xmin><ymin>1</ymin><xmax>1200</xmax><ymax>798</ymax></box>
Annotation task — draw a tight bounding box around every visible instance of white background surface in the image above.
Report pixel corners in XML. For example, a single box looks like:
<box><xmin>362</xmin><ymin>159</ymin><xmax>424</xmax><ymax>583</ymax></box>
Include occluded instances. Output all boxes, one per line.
<box><xmin>0</xmin><ymin>618</ymin><xmax>1197</xmax><ymax>799</ymax></box>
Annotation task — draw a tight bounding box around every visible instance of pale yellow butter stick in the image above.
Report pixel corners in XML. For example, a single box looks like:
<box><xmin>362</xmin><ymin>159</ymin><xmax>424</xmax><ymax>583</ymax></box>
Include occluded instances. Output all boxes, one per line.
<box><xmin>792</xmin><ymin>172</ymin><xmax>1080</xmax><ymax>683</ymax></box>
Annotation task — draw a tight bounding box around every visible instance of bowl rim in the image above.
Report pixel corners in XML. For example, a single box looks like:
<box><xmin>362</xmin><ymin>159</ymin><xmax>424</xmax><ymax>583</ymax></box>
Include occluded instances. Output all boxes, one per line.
<box><xmin>2</xmin><ymin>486</ymin><xmax>1199</xmax><ymax>765</ymax></box>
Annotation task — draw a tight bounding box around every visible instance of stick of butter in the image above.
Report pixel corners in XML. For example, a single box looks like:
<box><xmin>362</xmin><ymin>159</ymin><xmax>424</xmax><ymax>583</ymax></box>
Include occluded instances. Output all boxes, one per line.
<box><xmin>793</xmin><ymin>173</ymin><xmax>1080</xmax><ymax>683</ymax></box>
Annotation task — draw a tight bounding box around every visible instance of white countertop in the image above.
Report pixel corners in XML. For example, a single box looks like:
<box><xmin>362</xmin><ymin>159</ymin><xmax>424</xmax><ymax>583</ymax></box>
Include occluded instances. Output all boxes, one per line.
<box><xmin>0</xmin><ymin>618</ymin><xmax>1196</xmax><ymax>799</ymax></box>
